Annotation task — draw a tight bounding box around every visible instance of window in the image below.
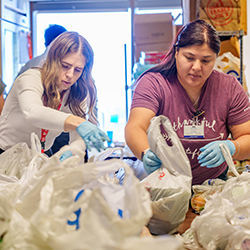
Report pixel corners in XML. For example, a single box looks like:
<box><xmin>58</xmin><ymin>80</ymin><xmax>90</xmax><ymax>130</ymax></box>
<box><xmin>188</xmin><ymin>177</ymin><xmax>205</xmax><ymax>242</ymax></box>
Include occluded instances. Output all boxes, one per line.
<box><xmin>36</xmin><ymin>11</ymin><xmax>131</xmax><ymax>143</ymax></box>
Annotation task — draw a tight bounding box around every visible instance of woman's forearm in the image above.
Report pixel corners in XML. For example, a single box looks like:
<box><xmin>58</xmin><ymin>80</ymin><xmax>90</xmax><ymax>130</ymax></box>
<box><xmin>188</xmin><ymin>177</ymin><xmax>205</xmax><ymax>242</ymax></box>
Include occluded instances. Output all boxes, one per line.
<box><xmin>125</xmin><ymin>123</ymin><xmax>149</xmax><ymax>160</ymax></box>
<box><xmin>232</xmin><ymin>135</ymin><xmax>250</xmax><ymax>160</ymax></box>
<box><xmin>64</xmin><ymin>115</ymin><xmax>86</xmax><ymax>132</ymax></box>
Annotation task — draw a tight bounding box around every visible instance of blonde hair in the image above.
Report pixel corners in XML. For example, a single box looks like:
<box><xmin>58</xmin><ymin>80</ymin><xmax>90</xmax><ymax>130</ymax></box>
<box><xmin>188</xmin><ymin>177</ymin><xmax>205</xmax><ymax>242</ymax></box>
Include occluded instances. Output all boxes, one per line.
<box><xmin>41</xmin><ymin>31</ymin><xmax>97</xmax><ymax>124</ymax></box>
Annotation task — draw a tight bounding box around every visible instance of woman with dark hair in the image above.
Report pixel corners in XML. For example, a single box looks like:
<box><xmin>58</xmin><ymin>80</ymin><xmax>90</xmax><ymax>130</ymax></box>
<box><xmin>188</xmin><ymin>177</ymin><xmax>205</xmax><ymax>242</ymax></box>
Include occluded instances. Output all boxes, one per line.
<box><xmin>0</xmin><ymin>31</ymin><xmax>110</xmax><ymax>159</ymax></box>
<box><xmin>125</xmin><ymin>19</ymin><xmax>250</xmax><ymax>185</ymax></box>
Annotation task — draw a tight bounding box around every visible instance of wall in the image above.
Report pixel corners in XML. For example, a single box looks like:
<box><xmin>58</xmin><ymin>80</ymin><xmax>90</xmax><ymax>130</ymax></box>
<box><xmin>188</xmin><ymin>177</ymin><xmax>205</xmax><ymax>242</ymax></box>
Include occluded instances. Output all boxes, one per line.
<box><xmin>243</xmin><ymin>2</ymin><xmax>250</xmax><ymax>94</ymax></box>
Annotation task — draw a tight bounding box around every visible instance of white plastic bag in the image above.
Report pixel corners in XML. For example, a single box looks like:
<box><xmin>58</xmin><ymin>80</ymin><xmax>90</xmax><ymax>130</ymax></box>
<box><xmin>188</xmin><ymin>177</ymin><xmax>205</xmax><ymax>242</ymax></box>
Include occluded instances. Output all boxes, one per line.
<box><xmin>88</xmin><ymin>147</ymin><xmax>126</xmax><ymax>184</ymax></box>
<box><xmin>113</xmin><ymin>235</ymin><xmax>185</xmax><ymax>250</ymax></box>
<box><xmin>180</xmin><ymin>144</ymin><xmax>250</xmax><ymax>250</ymax></box>
<box><xmin>190</xmin><ymin>143</ymin><xmax>239</xmax><ymax>214</ymax></box>
<box><xmin>214</xmin><ymin>51</ymin><xmax>248</xmax><ymax>92</ymax></box>
<box><xmin>141</xmin><ymin>115</ymin><xmax>192</xmax><ymax>235</ymax></box>
<box><xmin>89</xmin><ymin>147</ymin><xmax>148</xmax><ymax>183</ymax></box>
<box><xmin>88</xmin><ymin>146</ymin><xmax>124</xmax><ymax>162</ymax></box>
<box><xmin>123</xmin><ymin>145</ymin><xmax>149</xmax><ymax>181</ymax></box>
<box><xmin>225</xmin><ymin>230</ymin><xmax>250</xmax><ymax>250</ymax></box>
<box><xmin>0</xmin><ymin>133</ymin><xmax>48</xmax><ymax>245</ymax></box>
<box><xmin>187</xmin><ymin>190</ymin><xmax>250</xmax><ymax>250</ymax></box>
<box><xmin>190</xmin><ymin>206</ymin><xmax>238</xmax><ymax>250</ymax></box>
<box><xmin>0</xmin><ymin>132</ymin><xmax>45</xmax><ymax>179</ymax></box>
<box><xmin>1</xmin><ymin>151</ymin><xmax>152</xmax><ymax>249</ymax></box>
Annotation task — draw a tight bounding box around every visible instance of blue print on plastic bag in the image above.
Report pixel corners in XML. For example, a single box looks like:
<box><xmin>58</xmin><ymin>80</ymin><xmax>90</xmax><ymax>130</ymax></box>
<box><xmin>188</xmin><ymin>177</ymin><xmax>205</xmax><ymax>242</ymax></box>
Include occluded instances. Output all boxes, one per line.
<box><xmin>67</xmin><ymin>189</ymin><xmax>84</xmax><ymax>230</ymax></box>
<box><xmin>227</xmin><ymin>70</ymin><xmax>240</xmax><ymax>82</ymax></box>
<box><xmin>67</xmin><ymin>189</ymin><xmax>124</xmax><ymax>230</ymax></box>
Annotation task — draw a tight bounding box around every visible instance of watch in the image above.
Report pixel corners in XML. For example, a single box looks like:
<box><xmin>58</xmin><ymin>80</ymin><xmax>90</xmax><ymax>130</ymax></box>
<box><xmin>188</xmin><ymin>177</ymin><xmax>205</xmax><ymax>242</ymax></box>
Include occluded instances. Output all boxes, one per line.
<box><xmin>141</xmin><ymin>148</ymin><xmax>150</xmax><ymax>161</ymax></box>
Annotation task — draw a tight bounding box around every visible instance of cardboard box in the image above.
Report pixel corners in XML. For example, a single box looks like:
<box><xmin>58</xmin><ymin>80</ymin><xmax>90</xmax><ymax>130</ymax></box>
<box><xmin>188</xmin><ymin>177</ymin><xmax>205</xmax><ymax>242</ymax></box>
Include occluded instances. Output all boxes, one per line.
<box><xmin>135</xmin><ymin>42</ymin><xmax>171</xmax><ymax>62</ymax></box>
<box><xmin>134</xmin><ymin>13</ymin><xmax>175</xmax><ymax>45</ymax></box>
<box><xmin>199</xmin><ymin>0</ymin><xmax>247</xmax><ymax>35</ymax></box>
<box><xmin>139</xmin><ymin>51</ymin><xmax>166</xmax><ymax>65</ymax></box>
<box><xmin>140</xmin><ymin>51</ymin><xmax>166</xmax><ymax>59</ymax></box>
<box><xmin>134</xmin><ymin>13</ymin><xmax>175</xmax><ymax>61</ymax></box>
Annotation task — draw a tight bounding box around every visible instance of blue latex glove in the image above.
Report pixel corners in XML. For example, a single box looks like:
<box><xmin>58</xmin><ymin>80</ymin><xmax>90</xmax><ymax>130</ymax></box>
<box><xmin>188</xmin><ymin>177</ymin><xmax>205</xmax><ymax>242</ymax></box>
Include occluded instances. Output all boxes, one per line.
<box><xmin>76</xmin><ymin>121</ymin><xmax>110</xmax><ymax>152</ymax></box>
<box><xmin>60</xmin><ymin>150</ymin><xmax>74</xmax><ymax>162</ymax></box>
<box><xmin>143</xmin><ymin>149</ymin><xmax>162</xmax><ymax>174</ymax></box>
<box><xmin>198</xmin><ymin>140</ymin><xmax>235</xmax><ymax>168</ymax></box>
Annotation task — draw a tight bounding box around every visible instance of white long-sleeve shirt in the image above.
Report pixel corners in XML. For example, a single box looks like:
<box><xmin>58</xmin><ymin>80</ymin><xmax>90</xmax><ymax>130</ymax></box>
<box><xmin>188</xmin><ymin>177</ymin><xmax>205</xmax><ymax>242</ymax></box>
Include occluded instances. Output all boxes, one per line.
<box><xmin>0</xmin><ymin>68</ymin><xmax>87</xmax><ymax>152</ymax></box>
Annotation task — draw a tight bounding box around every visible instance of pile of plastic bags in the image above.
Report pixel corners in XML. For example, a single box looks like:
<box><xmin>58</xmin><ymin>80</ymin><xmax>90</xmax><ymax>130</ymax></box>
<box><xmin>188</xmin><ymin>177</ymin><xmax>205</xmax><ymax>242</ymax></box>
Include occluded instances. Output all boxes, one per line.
<box><xmin>0</xmin><ymin>133</ymin><xmax>184</xmax><ymax>250</ymax></box>
<box><xmin>179</xmin><ymin>168</ymin><xmax>250</xmax><ymax>249</ymax></box>
<box><xmin>3</xmin><ymin>118</ymin><xmax>250</xmax><ymax>249</ymax></box>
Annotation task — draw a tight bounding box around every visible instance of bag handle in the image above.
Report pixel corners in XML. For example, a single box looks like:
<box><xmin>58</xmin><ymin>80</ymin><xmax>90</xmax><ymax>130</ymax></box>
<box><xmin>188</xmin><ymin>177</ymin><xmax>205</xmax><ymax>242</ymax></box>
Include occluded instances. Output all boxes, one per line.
<box><xmin>30</xmin><ymin>132</ymin><xmax>42</xmax><ymax>155</ymax></box>
<box><xmin>148</xmin><ymin>115</ymin><xmax>192</xmax><ymax>177</ymax></box>
<box><xmin>88</xmin><ymin>147</ymin><xmax>124</xmax><ymax>162</ymax></box>
<box><xmin>219</xmin><ymin>143</ymin><xmax>239</xmax><ymax>177</ymax></box>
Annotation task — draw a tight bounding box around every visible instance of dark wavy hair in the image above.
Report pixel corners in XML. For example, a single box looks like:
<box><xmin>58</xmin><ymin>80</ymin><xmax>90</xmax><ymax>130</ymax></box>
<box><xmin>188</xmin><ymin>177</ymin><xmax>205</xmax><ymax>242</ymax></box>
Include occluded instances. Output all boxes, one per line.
<box><xmin>137</xmin><ymin>19</ymin><xmax>221</xmax><ymax>79</ymax></box>
<box><xmin>41</xmin><ymin>31</ymin><xmax>97</xmax><ymax>124</ymax></box>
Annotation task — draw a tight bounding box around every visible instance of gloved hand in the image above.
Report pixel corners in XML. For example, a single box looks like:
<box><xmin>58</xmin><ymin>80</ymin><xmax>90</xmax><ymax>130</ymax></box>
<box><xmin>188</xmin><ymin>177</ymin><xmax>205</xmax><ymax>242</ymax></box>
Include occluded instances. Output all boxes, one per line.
<box><xmin>198</xmin><ymin>140</ymin><xmax>235</xmax><ymax>168</ymax></box>
<box><xmin>60</xmin><ymin>150</ymin><xmax>74</xmax><ymax>162</ymax></box>
<box><xmin>143</xmin><ymin>149</ymin><xmax>162</xmax><ymax>174</ymax></box>
<box><xmin>76</xmin><ymin>121</ymin><xmax>110</xmax><ymax>152</ymax></box>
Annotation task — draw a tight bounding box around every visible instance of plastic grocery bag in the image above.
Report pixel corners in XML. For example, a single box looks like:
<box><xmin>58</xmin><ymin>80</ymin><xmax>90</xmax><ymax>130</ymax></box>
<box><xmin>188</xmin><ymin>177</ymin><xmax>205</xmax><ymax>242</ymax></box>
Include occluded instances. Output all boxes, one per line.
<box><xmin>191</xmin><ymin>178</ymin><xmax>225</xmax><ymax>214</ymax></box>
<box><xmin>214</xmin><ymin>51</ymin><xmax>248</xmax><ymax>92</ymax></box>
<box><xmin>88</xmin><ymin>146</ymin><xmax>124</xmax><ymax>162</ymax></box>
<box><xmin>0</xmin><ymin>132</ymin><xmax>47</xmax><ymax>205</ymax></box>
<box><xmin>112</xmin><ymin>235</ymin><xmax>185</xmax><ymax>250</ymax></box>
<box><xmin>1</xmin><ymin>150</ymin><xmax>153</xmax><ymax>250</ymax></box>
<box><xmin>89</xmin><ymin>147</ymin><xmax>148</xmax><ymax>183</ymax></box>
<box><xmin>190</xmin><ymin>143</ymin><xmax>240</xmax><ymax>214</ymax></box>
<box><xmin>186</xmin><ymin>188</ymin><xmax>250</xmax><ymax>250</ymax></box>
<box><xmin>0</xmin><ymin>133</ymin><xmax>49</xmax><ymax>246</ymax></box>
<box><xmin>88</xmin><ymin>147</ymin><xmax>125</xmax><ymax>184</ymax></box>
<box><xmin>225</xmin><ymin>230</ymin><xmax>250</xmax><ymax>250</ymax></box>
<box><xmin>180</xmin><ymin>144</ymin><xmax>250</xmax><ymax>250</ymax></box>
<box><xmin>141</xmin><ymin>115</ymin><xmax>192</xmax><ymax>235</ymax></box>
<box><xmin>0</xmin><ymin>132</ymin><xmax>45</xmax><ymax>179</ymax></box>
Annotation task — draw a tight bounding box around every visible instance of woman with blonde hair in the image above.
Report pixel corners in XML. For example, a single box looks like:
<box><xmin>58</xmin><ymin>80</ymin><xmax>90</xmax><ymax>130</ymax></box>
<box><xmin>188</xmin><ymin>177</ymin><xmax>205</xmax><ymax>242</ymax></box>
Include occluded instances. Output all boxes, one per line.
<box><xmin>0</xmin><ymin>31</ymin><xmax>110</xmax><ymax>159</ymax></box>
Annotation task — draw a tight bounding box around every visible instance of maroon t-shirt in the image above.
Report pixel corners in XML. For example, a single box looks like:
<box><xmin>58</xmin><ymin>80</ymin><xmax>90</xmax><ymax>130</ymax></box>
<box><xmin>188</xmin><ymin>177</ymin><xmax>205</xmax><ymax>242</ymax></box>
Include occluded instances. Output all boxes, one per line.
<box><xmin>131</xmin><ymin>70</ymin><xmax>250</xmax><ymax>185</ymax></box>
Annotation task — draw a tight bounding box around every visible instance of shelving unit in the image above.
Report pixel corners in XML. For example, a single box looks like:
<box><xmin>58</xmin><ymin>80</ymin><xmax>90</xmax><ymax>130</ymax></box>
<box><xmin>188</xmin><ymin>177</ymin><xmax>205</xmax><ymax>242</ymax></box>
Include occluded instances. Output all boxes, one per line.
<box><xmin>217</xmin><ymin>30</ymin><xmax>244</xmax><ymax>86</ymax></box>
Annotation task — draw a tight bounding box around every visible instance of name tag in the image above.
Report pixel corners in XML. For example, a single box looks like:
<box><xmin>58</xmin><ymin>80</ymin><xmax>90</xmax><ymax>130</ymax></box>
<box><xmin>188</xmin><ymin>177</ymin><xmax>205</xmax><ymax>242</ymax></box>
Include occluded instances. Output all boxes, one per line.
<box><xmin>184</xmin><ymin>122</ymin><xmax>204</xmax><ymax>138</ymax></box>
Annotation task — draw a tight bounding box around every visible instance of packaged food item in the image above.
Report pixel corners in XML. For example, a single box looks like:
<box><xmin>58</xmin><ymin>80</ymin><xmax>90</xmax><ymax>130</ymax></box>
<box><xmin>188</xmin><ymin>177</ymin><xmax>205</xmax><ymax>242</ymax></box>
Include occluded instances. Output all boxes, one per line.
<box><xmin>191</xmin><ymin>194</ymin><xmax>206</xmax><ymax>213</ymax></box>
<box><xmin>191</xmin><ymin>178</ymin><xmax>225</xmax><ymax>214</ymax></box>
